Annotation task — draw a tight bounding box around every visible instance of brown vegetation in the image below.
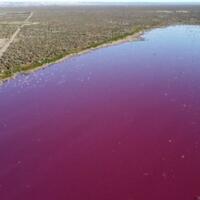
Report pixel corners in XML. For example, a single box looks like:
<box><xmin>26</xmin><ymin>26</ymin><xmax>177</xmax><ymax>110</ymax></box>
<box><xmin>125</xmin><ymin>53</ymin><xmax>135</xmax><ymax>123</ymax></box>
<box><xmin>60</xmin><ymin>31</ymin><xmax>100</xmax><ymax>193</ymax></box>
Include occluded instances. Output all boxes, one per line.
<box><xmin>0</xmin><ymin>5</ymin><xmax>200</xmax><ymax>78</ymax></box>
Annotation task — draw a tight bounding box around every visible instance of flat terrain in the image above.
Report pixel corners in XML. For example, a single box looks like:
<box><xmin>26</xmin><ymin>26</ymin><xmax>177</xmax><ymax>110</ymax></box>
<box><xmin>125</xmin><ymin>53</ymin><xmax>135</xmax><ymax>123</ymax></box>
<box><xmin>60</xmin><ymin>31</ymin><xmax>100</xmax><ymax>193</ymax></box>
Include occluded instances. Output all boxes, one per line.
<box><xmin>0</xmin><ymin>12</ymin><xmax>33</xmax><ymax>59</ymax></box>
<box><xmin>0</xmin><ymin>5</ymin><xmax>200</xmax><ymax>78</ymax></box>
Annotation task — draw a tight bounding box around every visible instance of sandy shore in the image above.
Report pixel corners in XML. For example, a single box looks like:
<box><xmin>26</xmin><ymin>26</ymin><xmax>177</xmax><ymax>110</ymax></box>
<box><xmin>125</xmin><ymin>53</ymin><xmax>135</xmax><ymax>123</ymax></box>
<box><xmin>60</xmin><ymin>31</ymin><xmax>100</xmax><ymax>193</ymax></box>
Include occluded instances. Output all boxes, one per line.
<box><xmin>0</xmin><ymin>30</ymin><xmax>145</xmax><ymax>85</ymax></box>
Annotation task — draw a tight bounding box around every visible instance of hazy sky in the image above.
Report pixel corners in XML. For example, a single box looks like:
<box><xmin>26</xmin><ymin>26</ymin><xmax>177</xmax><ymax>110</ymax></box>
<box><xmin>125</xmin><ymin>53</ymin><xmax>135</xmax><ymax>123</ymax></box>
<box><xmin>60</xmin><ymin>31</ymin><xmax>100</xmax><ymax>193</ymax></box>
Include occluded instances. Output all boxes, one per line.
<box><xmin>1</xmin><ymin>0</ymin><xmax>200</xmax><ymax>3</ymax></box>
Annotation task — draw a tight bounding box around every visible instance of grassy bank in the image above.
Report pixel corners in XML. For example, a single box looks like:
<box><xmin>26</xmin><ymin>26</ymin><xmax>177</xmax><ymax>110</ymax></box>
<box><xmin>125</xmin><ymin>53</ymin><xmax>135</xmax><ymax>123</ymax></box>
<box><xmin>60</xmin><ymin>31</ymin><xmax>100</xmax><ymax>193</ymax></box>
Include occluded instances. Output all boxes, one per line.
<box><xmin>0</xmin><ymin>26</ymin><xmax>146</xmax><ymax>83</ymax></box>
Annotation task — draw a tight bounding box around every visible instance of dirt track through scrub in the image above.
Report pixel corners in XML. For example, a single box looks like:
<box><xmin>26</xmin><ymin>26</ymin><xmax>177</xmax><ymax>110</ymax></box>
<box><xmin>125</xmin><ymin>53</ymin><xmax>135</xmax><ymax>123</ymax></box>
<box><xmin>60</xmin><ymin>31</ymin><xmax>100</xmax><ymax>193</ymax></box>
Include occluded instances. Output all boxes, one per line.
<box><xmin>0</xmin><ymin>12</ymin><xmax>33</xmax><ymax>59</ymax></box>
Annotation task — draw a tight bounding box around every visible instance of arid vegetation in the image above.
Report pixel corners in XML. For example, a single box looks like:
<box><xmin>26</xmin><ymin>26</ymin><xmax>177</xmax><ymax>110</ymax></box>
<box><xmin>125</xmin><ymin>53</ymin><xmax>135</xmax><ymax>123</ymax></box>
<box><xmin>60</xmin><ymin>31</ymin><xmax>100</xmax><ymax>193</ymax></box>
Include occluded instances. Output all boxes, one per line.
<box><xmin>0</xmin><ymin>5</ymin><xmax>200</xmax><ymax>79</ymax></box>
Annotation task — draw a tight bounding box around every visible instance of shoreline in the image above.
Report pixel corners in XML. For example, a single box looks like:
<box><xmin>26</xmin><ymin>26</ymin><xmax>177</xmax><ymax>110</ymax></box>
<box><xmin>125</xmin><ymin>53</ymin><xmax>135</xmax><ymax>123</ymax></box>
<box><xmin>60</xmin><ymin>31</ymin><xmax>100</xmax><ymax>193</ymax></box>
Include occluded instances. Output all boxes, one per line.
<box><xmin>0</xmin><ymin>25</ymin><xmax>163</xmax><ymax>85</ymax></box>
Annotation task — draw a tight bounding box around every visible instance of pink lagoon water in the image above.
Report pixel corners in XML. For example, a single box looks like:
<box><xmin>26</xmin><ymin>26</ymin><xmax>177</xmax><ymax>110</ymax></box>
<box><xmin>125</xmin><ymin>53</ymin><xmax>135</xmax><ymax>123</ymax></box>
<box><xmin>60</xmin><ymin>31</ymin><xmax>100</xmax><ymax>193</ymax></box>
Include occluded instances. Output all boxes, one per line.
<box><xmin>0</xmin><ymin>26</ymin><xmax>200</xmax><ymax>200</ymax></box>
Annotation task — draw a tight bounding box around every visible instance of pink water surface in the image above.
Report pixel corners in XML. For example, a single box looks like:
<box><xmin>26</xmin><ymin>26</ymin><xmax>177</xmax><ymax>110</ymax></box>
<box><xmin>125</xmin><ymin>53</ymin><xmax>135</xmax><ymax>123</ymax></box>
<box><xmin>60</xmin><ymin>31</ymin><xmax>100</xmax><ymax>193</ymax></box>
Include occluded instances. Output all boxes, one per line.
<box><xmin>0</xmin><ymin>26</ymin><xmax>200</xmax><ymax>200</ymax></box>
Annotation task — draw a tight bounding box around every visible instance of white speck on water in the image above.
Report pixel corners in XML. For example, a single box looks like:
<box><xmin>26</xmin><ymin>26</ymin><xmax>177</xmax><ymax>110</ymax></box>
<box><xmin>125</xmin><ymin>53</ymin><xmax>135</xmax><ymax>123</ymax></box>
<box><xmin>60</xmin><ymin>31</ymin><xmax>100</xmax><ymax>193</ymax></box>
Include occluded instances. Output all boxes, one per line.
<box><xmin>25</xmin><ymin>184</ymin><xmax>31</xmax><ymax>189</ymax></box>
<box><xmin>173</xmin><ymin>76</ymin><xmax>179</xmax><ymax>80</ymax></box>
<box><xmin>168</xmin><ymin>139</ymin><xmax>172</xmax><ymax>143</ymax></box>
<box><xmin>162</xmin><ymin>172</ymin><xmax>167</xmax><ymax>179</ymax></box>
<box><xmin>182</xmin><ymin>104</ymin><xmax>187</xmax><ymax>108</ymax></box>
<box><xmin>0</xmin><ymin>121</ymin><xmax>7</xmax><ymax>128</ymax></box>
<box><xmin>181</xmin><ymin>155</ymin><xmax>185</xmax><ymax>159</ymax></box>
<box><xmin>161</xmin><ymin>157</ymin><xmax>166</xmax><ymax>161</ymax></box>
<box><xmin>16</xmin><ymin>161</ymin><xmax>22</xmax><ymax>165</ymax></box>
<box><xmin>143</xmin><ymin>172</ymin><xmax>149</xmax><ymax>176</ymax></box>
<box><xmin>195</xmin><ymin>142</ymin><xmax>199</xmax><ymax>150</ymax></box>
<box><xmin>118</xmin><ymin>141</ymin><xmax>121</xmax><ymax>145</ymax></box>
<box><xmin>164</xmin><ymin>92</ymin><xmax>168</xmax><ymax>97</ymax></box>
<box><xmin>191</xmin><ymin>121</ymin><xmax>197</xmax><ymax>125</ymax></box>
<box><xmin>37</xmin><ymin>138</ymin><xmax>41</xmax><ymax>142</ymax></box>
<box><xmin>111</xmin><ymin>149</ymin><xmax>116</xmax><ymax>153</ymax></box>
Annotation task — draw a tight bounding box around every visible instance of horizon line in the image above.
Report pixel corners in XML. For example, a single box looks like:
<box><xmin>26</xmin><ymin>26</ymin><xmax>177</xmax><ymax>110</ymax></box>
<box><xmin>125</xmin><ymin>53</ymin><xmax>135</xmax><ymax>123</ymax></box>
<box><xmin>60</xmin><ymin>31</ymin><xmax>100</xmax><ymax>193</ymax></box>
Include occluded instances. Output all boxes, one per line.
<box><xmin>1</xmin><ymin>1</ymin><xmax>200</xmax><ymax>6</ymax></box>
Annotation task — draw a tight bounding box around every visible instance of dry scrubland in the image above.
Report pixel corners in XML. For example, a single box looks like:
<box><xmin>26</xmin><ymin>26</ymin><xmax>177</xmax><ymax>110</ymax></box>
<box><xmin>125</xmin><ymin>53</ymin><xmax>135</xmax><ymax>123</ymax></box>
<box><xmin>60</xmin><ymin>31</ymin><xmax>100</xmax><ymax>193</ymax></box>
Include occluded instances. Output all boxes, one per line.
<box><xmin>0</xmin><ymin>5</ymin><xmax>200</xmax><ymax>79</ymax></box>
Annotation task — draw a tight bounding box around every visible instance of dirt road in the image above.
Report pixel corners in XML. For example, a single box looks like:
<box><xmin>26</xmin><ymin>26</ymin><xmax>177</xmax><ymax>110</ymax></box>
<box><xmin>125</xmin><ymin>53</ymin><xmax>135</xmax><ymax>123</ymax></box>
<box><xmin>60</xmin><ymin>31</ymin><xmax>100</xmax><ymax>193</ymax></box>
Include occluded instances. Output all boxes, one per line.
<box><xmin>0</xmin><ymin>12</ymin><xmax>33</xmax><ymax>59</ymax></box>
